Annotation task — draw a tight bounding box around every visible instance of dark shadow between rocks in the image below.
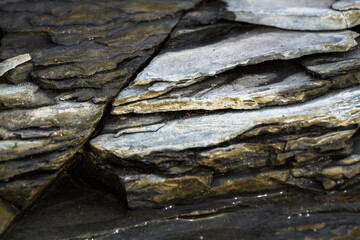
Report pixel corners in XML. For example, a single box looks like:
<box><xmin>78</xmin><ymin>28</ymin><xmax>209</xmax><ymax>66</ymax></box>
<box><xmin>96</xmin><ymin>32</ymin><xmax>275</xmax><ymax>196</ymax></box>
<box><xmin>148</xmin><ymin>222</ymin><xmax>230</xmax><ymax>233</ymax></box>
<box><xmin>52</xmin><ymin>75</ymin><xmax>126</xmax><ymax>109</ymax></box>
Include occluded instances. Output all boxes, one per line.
<box><xmin>3</xmin><ymin>169</ymin><xmax>360</xmax><ymax>240</ymax></box>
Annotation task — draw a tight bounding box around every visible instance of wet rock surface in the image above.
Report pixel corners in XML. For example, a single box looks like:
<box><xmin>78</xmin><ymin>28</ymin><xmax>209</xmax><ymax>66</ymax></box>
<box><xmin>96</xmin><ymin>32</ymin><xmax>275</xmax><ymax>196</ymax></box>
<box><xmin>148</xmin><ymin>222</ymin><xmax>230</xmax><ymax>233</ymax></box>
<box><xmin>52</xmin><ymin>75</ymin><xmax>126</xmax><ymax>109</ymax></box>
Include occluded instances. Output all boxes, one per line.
<box><xmin>91</xmin><ymin>87</ymin><xmax>360</xmax><ymax>208</ymax></box>
<box><xmin>2</xmin><ymin>172</ymin><xmax>360</xmax><ymax>240</ymax></box>
<box><xmin>1</xmin><ymin>0</ymin><xmax>360</xmax><ymax>239</ymax></box>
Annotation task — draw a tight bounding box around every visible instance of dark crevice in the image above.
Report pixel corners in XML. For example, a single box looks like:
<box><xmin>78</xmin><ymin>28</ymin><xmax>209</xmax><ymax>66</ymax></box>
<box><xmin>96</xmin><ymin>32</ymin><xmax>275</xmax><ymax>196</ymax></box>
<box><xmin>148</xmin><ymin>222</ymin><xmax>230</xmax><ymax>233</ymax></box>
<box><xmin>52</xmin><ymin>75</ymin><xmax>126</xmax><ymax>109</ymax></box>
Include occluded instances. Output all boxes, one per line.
<box><xmin>0</xmin><ymin>27</ymin><xmax>4</xmax><ymax>50</ymax></box>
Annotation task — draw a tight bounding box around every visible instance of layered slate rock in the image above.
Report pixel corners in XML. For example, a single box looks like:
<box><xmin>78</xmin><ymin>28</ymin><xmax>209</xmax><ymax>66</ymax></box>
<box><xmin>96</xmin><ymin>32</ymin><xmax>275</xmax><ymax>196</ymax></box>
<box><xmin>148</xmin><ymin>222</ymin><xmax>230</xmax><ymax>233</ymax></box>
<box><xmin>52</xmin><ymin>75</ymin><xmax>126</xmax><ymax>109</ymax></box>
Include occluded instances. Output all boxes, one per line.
<box><xmin>2</xmin><ymin>0</ymin><xmax>360</xmax><ymax>238</ymax></box>
<box><xmin>0</xmin><ymin>54</ymin><xmax>31</xmax><ymax>77</ymax></box>
<box><xmin>220</xmin><ymin>0</ymin><xmax>360</xmax><ymax>30</ymax></box>
<box><xmin>113</xmin><ymin>25</ymin><xmax>357</xmax><ymax>113</ymax></box>
<box><xmin>85</xmin><ymin>2</ymin><xmax>360</xmax><ymax>209</ymax></box>
<box><xmin>301</xmin><ymin>42</ymin><xmax>360</xmax><ymax>77</ymax></box>
<box><xmin>112</xmin><ymin>22</ymin><xmax>359</xmax><ymax>112</ymax></box>
<box><xmin>333</xmin><ymin>0</ymin><xmax>360</xmax><ymax>10</ymax></box>
<box><xmin>91</xmin><ymin>87</ymin><xmax>360</xmax><ymax>208</ymax></box>
<box><xmin>0</xmin><ymin>0</ymin><xmax>201</xmax><ymax>234</ymax></box>
<box><xmin>112</xmin><ymin>61</ymin><xmax>352</xmax><ymax>114</ymax></box>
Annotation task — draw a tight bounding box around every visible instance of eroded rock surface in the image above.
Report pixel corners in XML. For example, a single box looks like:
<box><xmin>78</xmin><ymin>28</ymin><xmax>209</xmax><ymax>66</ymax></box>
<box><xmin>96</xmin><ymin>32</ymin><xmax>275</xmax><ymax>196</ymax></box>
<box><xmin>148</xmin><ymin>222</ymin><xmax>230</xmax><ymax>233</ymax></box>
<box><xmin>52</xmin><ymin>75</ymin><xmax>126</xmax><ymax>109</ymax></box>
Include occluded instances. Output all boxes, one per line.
<box><xmin>332</xmin><ymin>0</ymin><xmax>360</xmax><ymax>10</ymax></box>
<box><xmin>112</xmin><ymin>24</ymin><xmax>359</xmax><ymax>110</ymax></box>
<box><xmin>2</xmin><ymin>0</ymin><xmax>360</xmax><ymax>238</ymax></box>
<box><xmin>221</xmin><ymin>0</ymin><xmax>360</xmax><ymax>30</ymax></box>
<box><xmin>0</xmin><ymin>0</ymin><xmax>200</xmax><ymax>234</ymax></box>
<box><xmin>80</xmin><ymin>1</ymin><xmax>360</xmax><ymax>211</ymax></box>
<box><xmin>91</xmin><ymin>87</ymin><xmax>360</xmax><ymax>208</ymax></box>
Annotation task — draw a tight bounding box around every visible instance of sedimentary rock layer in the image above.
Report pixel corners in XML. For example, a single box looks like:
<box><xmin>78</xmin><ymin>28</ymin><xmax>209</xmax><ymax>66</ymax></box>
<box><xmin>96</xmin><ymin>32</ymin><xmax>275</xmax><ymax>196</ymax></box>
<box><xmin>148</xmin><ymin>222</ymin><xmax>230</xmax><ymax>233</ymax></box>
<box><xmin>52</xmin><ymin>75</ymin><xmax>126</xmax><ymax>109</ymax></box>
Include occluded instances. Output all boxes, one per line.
<box><xmin>221</xmin><ymin>0</ymin><xmax>360</xmax><ymax>30</ymax></box>
<box><xmin>91</xmin><ymin>87</ymin><xmax>360</xmax><ymax>208</ymax></box>
<box><xmin>112</xmin><ymin>61</ymin><xmax>346</xmax><ymax>114</ymax></box>
<box><xmin>2</xmin><ymin>0</ymin><xmax>360</xmax><ymax>238</ymax></box>
<box><xmin>0</xmin><ymin>54</ymin><xmax>31</xmax><ymax>77</ymax></box>
<box><xmin>86</xmin><ymin>1</ymin><xmax>360</xmax><ymax>210</ymax></box>
<box><xmin>0</xmin><ymin>0</ymin><xmax>201</xmax><ymax>234</ymax></box>
<box><xmin>3</xmin><ymin>172</ymin><xmax>360</xmax><ymax>240</ymax></box>
<box><xmin>113</xmin><ymin>26</ymin><xmax>358</xmax><ymax>108</ymax></box>
<box><xmin>332</xmin><ymin>0</ymin><xmax>360</xmax><ymax>10</ymax></box>
<box><xmin>301</xmin><ymin>44</ymin><xmax>360</xmax><ymax>78</ymax></box>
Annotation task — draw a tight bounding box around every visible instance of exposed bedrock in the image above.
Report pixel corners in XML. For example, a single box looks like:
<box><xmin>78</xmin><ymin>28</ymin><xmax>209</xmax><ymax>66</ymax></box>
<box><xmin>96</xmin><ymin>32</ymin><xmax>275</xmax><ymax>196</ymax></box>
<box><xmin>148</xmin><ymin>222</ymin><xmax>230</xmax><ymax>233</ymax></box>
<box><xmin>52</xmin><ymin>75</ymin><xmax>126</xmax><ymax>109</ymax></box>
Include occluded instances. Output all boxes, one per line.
<box><xmin>83</xmin><ymin>0</ymin><xmax>360</xmax><ymax>210</ymax></box>
<box><xmin>91</xmin><ymin>86</ymin><xmax>360</xmax><ymax>208</ymax></box>
<box><xmin>220</xmin><ymin>0</ymin><xmax>360</xmax><ymax>30</ymax></box>
<box><xmin>112</xmin><ymin>25</ymin><xmax>359</xmax><ymax>112</ymax></box>
<box><xmin>0</xmin><ymin>0</ymin><xmax>201</xmax><ymax>234</ymax></box>
<box><xmin>2</xmin><ymin>0</ymin><xmax>360</xmax><ymax>238</ymax></box>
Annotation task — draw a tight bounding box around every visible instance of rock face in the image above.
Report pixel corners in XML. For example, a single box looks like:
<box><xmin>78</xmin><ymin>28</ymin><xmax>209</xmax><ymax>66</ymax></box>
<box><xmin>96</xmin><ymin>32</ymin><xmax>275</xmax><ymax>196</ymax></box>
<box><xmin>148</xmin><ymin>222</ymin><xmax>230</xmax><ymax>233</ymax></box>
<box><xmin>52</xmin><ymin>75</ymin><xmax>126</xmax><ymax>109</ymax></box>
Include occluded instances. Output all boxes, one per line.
<box><xmin>0</xmin><ymin>0</ymin><xmax>200</xmax><ymax>234</ymax></box>
<box><xmin>2</xmin><ymin>0</ymin><xmax>360</xmax><ymax>239</ymax></box>
<box><xmin>3</xmin><ymin>172</ymin><xmax>360</xmax><ymax>240</ymax></box>
<box><xmin>88</xmin><ymin>4</ymin><xmax>360</xmax><ymax>209</ymax></box>
<box><xmin>112</xmin><ymin>25</ymin><xmax>359</xmax><ymax>113</ymax></box>
<box><xmin>0</xmin><ymin>54</ymin><xmax>31</xmax><ymax>77</ymax></box>
<box><xmin>91</xmin><ymin>87</ymin><xmax>360</xmax><ymax>208</ymax></box>
<box><xmin>301</xmin><ymin>45</ymin><xmax>360</xmax><ymax>78</ymax></box>
<box><xmin>221</xmin><ymin>0</ymin><xmax>360</xmax><ymax>30</ymax></box>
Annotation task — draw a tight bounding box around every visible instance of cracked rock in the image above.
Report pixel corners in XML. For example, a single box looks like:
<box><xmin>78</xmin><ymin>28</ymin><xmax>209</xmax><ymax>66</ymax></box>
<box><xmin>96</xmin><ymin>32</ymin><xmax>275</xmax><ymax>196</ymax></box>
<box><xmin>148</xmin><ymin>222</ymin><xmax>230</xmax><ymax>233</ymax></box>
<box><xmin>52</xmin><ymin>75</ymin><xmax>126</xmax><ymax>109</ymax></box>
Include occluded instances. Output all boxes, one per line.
<box><xmin>91</xmin><ymin>87</ymin><xmax>360</xmax><ymax>208</ymax></box>
<box><xmin>0</xmin><ymin>0</ymin><xmax>200</xmax><ymax>234</ymax></box>
<box><xmin>221</xmin><ymin>0</ymin><xmax>360</xmax><ymax>30</ymax></box>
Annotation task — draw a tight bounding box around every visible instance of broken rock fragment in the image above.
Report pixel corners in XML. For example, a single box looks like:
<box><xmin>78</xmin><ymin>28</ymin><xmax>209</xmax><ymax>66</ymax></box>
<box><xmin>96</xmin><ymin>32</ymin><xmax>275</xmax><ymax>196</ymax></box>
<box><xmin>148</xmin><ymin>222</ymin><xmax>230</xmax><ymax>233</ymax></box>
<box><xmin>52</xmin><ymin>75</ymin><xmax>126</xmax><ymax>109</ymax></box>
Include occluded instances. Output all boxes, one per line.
<box><xmin>114</xmin><ymin>27</ymin><xmax>358</xmax><ymax>109</ymax></box>
<box><xmin>0</xmin><ymin>54</ymin><xmax>31</xmax><ymax>77</ymax></box>
<box><xmin>221</xmin><ymin>0</ymin><xmax>360</xmax><ymax>30</ymax></box>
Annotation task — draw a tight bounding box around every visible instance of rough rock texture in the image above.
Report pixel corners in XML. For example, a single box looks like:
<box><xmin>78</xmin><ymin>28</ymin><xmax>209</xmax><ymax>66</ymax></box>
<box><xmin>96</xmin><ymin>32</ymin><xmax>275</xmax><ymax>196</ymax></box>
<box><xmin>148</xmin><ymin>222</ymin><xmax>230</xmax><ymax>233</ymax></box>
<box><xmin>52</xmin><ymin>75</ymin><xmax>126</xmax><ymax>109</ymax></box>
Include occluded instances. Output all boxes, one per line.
<box><xmin>112</xmin><ymin>61</ymin><xmax>353</xmax><ymax>114</ymax></box>
<box><xmin>87</xmin><ymin>5</ymin><xmax>360</xmax><ymax>209</ymax></box>
<box><xmin>221</xmin><ymin>0</ymin><xmax>360</xmax><ymax>30</ymax></box>
<box><xmin>332</xmin><ymin>0</ymin><xmax>360</xmax><ymax>10</ymax></box>
<box><xmin>0</xmin><ymin>54</ymin><xmax>31</xmax><ymax>77</ymax></box>
<box><xmin>2</xmin><ymin>0</ymin><xmax>360</xmax><ymax>239</ymax></box>
<box><xmin>91</xmin><ymin>87</ymin><xmax>360</xmax><ymax>208</ymax></box>
<box><xmin>301</xmin><ymin>43</ymin><xmax>360</xmax><ymax>78</ymax></box>
<box><xmin>122</xmin><ymin>28</ymin><xmax>358</xmax><ymax>98</ymax></box>
<box><xmin>0</xmin><ymin>0</ymin><xmax>200</xmax><ymax>234</ymax></box>
<box><xmin>3</xmin><ymin>172</ymin><xmax>360</xmax><ymax>240</ymax></box>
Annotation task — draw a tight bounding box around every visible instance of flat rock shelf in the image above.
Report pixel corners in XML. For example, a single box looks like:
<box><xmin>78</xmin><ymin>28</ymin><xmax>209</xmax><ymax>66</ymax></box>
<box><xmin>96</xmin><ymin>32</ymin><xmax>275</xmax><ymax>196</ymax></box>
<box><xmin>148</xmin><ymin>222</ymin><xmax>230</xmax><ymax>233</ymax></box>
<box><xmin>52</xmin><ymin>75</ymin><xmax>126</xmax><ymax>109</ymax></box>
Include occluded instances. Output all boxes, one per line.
<box><xmin>1</xmin><ymin>0</ymin><xmax>360</xmax><ymax>239</ymax></box>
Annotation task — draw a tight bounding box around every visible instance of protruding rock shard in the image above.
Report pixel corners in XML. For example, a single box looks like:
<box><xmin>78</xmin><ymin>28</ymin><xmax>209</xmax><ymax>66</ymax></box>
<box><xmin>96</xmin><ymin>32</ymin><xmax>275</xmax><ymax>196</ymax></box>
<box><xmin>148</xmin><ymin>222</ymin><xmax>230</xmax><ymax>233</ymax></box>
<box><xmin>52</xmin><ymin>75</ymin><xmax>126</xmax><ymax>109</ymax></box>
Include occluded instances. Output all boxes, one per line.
<box><xmin>91</xmin><ymin>87</ymin><xmax>360</xmax><ymax>208</ymax></box>
<box><xmin>0</xmin><ymin>54</ymin><xmax>31</xmax><ymax>77</ymax></box>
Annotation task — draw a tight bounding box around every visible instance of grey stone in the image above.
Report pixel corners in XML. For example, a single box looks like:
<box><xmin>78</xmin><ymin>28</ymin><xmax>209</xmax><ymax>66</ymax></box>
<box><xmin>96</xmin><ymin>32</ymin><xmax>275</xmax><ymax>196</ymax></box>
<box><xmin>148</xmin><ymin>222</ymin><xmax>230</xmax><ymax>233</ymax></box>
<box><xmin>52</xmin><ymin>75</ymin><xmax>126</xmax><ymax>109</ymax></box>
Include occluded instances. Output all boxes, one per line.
<box><xmin>3</xmin><ymin>0</ymin><xmax>360</xmax><ymax>237</ymax></box>
<box><xmin>221</xmin><ymin>0</ymin><xmax>360</xmax><ymax>30</ymax></box>
<box><xmin>0</xmin><ymin>54</ymin><xmax>31</xmax><ymax>77</ymax></box>
<box><xmin>0</xmin><ymin>83</ymin><xmax>55</xmax><ymax>109</ymax></box>
<box><xmin>4</xmin><ymin>173</ymin><xmax>360</xmax><ymax>240</ymax></box>
<box><xmin>0</xmin><ymin>0</ymin><xmax>200</xmax><ymax>234</ymax></box>
<box><xmin>332</xmin><ymin>0</ymin><xmax>360</xmax><ymax>10</ymax></box>
<box><xmin>120</xmin><ymin>28</ymin><xmax>358</xmax><ymax>107</ymax></box>
<box><xmin>95</xmin><ymin>88</ymin><xmax>360</xmax><ymax>159</ymax></box>
<box><xmin>90</xmin><ymin>87</ymin><xmax>360</xmax><ymax>208</ymax></box>
<box><xmin>301</xmin><ymin>44</ymin><xmax>360</xmax><ymax>78</ymax></box>
<box><xmin>112</xmin><ymin>62</ymin><xmax>334</xmax><ymax>114</ymax></box>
